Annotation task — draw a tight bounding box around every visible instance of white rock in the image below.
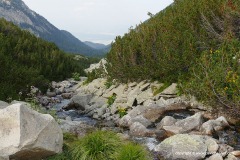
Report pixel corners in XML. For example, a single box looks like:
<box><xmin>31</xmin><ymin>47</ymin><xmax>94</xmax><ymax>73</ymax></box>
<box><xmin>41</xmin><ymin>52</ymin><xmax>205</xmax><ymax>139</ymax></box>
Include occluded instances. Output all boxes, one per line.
<box><xmin>0</xmin><ymin>101</ymin><xmax>8</xmax><ymax>109</ymax></box>
<box><xmin>206</xmin><ymin>153</ymin><xmax>223</xmax><ymax>160</ymax></box>
<box><xmin>0</xmin><ymin>103</ymin><xmax>63</xmax><ymax>159</ymax></box>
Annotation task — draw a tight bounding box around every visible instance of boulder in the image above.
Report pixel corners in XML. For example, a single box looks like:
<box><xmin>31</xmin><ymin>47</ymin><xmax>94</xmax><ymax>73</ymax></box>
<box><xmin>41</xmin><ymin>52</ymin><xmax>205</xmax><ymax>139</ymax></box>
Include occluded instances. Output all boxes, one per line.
<box><xmin>160</xmin><ymin>83</ymin><xmax>178</xmax><ymax>95</ymax></box>
<box><xmin>162</xmin><ymin>126</ymin><xmax>183</xmax><ymax>136</ymax></box>
<box><xmin>131</xmin><ymin>115</ymin><xmax>152</xmax><ymax>127</ymax></box>
<box><xmin>129</xmin><ymin>122</ymin><xmax>149</xmax><ymax>137</ymax></box>
<box><xmin>136</xmin><ymin>88</ymin><xmax>153</xmax><ymax>105</ymax></box>
<box><xmin>200</xmin><ymin>116</ymin><xmax>230</xmax><ymax>135</ymax></box>
<box><xmin>154</xmin><ymin>134</ymin><xmax>214</xmax><ymax>160</ymax></box>
<box><xmin>225</xmin><ymin>153</ymin><xmax>239</xmax><ymax>160</ymax></box>
<box><xmin>59</xmin><ymin>119</ymin><xmax>95</xmax><ymax>138</ymax></box>
<box><xmin>231</xmin><ymin>151</ymin><xmax>240</xmax><ymax>157</ymax></box>
<box><xmin>218</xmin><ymin>144</ymin><xmax>234</xmax><ymax>157</ymax></box>
<box><xmin>46</xmin><ymin>91</ymin><xmax>56</xmax><ymax>97</ymax></box>
<box><xmin>156</xmin><ymin>116</ymin><xmax>177</xmax><ymax>130</ymax></box>
<box><xmin>127</xmin><ymin>87</ymin><xmax>140</xmax><ymax>107</ymax></box>
<box><xmin>61</xmin><ymin>93</ymin><xmax>73</xmax><ymax>99</ymax></box>
<box><xmin>65</xmin><ymin>94</ymin><xmax>93</xmax><ymax>110</ymax></box>
<box><xmin>0</xmin><ymin>156</ymin><xmax>9</xmax><ymax>160</ymax></box>
<box><xmin>0</xmin><ymin>103</ymin><xmax>63</xmax><ymax>159</ymax></box>
<box><xmin>143</xmin><ymin>103</ymin><xmax>188</xmax><ymax>122</ymax></box>
<box><xmin>0</xmin><ymin>101</ymin><xmax>8</xmax><ymax>109</ymax></box>
<box><xmin>38</xmin><ymin>96</ymin><xmax>51</xmax><ymax>106</ymax></box>
<box><xmin>174</xmin><ymin>112</ymin><xmax>203</xmax><ymax>132</ymax></box>
<box><xmin>206</xmin><ymin>153</ymin><xmax>223</xmax><ymax>160</ymax></box>
<box><xmin>118</xmin><ymin>115</ymin><xmax>132</xmax><ymax>127</ymax></box>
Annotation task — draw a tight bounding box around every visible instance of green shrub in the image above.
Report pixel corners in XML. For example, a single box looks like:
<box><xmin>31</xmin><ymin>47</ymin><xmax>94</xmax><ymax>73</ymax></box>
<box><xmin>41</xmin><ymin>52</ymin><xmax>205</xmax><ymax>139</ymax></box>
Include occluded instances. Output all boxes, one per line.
<box><xmin>104</xmin><ymin>80</ymin><xmax>113</xmax><ymax>89</ymax></box>
<box><xmin>113</xmin><ymin>142</ymin><xmax>150</xmax><ymax>160</ymax></box>
<box><xmin>72</xmin><ymin>72</ymin><xmax>80</xmax><ymax>81</ymax></box>
<box><xmin>117</xmin><ymin>106</ymin><xmax>127</xmax><ymax>118</ymax></box>
<box><xmin>71</xmin><ymin>130</ymin><xmax>121</xmax><ymax>160</ymax></box>
<box><xmin>181</xmin><ymin>40</ymin><xmax>240</xmax><ymax>108</ymax></box>
<box><xmin>107</xmin><ymin>94</ymin><xmax>117</xmax><ymax>107</ymax></box>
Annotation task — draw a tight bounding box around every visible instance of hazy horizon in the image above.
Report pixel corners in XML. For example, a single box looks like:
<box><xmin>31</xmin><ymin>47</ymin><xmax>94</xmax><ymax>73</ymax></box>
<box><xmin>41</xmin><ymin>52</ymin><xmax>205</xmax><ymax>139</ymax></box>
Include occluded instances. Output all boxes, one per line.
<box><xmin>22</xmin><ymin>0</ymin><xmax>173</xmax><ymax>45</ymax></box>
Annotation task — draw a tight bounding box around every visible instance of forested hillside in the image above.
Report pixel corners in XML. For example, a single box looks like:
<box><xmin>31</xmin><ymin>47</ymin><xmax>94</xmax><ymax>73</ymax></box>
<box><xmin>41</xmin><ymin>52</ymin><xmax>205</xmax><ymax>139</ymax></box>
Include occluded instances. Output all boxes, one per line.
<box><xmin>107</xmin><ymin>0</ymin><xmax>240</xmax><ymax>111</ymax></box>
<box><xmin>0</xmin><ymin>18</ymin><xmax>98</xmax><ymax>101</ymax></box>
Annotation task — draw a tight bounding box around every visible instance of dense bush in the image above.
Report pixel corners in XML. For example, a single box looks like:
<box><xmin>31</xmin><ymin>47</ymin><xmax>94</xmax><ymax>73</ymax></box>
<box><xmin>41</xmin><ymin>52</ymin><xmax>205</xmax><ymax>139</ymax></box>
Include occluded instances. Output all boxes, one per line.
<box><xmin>0</xmin><ymin>18</ymin><xmax>99</xmax><ymax>101</ymax></box>
<box><xmin>106</xmin><ymin>0</ymin><xmax>240</xmax><ymax>111</ymax></box>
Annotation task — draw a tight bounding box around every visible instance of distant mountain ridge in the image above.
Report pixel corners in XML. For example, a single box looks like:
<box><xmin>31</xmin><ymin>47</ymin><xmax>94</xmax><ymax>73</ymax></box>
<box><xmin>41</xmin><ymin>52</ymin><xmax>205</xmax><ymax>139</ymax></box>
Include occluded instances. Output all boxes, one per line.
<box><xmin>0</xmin><ymin>0</ymin><xmax>105</xmax><ymax>56</ymax></box>
<box><xmin>84</xmin><ymin>41</ymin><xmax>111</xmax><ymax>53</ymax></box>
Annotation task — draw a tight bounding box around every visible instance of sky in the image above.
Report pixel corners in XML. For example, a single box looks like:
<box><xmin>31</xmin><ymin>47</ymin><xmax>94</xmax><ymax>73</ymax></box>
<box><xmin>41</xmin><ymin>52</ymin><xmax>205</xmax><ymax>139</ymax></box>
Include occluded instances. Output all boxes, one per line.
<box><xmin>22</xmin><ymin>0</ymin><xmax>173</xmax><ymax>45</ymax></box>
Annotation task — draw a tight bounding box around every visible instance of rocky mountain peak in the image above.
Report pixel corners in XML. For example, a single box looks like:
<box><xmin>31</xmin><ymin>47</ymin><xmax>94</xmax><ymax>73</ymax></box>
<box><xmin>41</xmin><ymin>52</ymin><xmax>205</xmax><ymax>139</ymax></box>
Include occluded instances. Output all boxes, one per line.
<box><xmin>0</xmin><ymin>0</ymin><xmax>106</xmax><ymax>56</ymax></box>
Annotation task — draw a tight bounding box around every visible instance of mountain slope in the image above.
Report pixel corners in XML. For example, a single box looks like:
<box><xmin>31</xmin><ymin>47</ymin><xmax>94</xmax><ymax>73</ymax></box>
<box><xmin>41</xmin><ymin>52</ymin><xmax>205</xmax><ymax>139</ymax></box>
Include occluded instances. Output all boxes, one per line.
<box><xmin>0</xmin><ymin>18</ymin><xmax>99</xmax><ymax>100</ymax></box>
<box><xmin>0</xmin><ymin>0</ymin><xmax>104</xmax><ymax>56</ymax></box>
<box><xmin>84</xmin><ymin>41</ymin><xmax>111</xmax><ymax>53</ymax></box>
<box><xmin>107</xmin><ymin>0</ymin><xmax>240</xmax><ymax>110</ymax></box>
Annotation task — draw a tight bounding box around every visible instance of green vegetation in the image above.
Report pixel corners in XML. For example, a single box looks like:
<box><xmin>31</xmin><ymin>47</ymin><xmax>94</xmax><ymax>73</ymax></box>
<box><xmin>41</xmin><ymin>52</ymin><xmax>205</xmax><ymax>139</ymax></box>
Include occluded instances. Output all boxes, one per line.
<box><xmin>47</xmin><ymin>131</ymin><xmax>150</xmax><ymax>160</ymax></box>
<box><xmin>0</xmin><ymin>18</ymin><xmax>98</xmax><ymax>101</ymax></box>
<box><xmin>113</xmin><ymin>142</ymin><xmax>150</xmax><ymax>160</ymax></box>
<box><xmin>106</xmin><ymin>0</ymin><xmax>240</xmax><ymax>111</ymax></box>
<box><xmin>72</xmin><ymin>72</ymin><xmax>81</xmax><ymax>81</ymax></box>
<box><xmin>117</xmin><ymin>106</ymin><xmax>127</xmax><ymax>118</ymax></box>
<box><xmin>107</xmin><ymin>94</ymin><xmax>117</xmax><ymax>107</ymax></box>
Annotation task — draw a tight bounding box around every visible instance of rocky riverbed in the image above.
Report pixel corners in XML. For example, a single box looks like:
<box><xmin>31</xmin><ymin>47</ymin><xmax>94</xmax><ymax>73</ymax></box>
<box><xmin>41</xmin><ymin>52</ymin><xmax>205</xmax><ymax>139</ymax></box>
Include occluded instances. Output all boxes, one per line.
<box><xmin>34</xmin><ymin>77</ymin><xmax>240</xmax><ymax>160</ymax></box>
<box><xmin>1</xmin><ymin>76</ymin><xmax>240</xmax><ymax>160</ymax></box>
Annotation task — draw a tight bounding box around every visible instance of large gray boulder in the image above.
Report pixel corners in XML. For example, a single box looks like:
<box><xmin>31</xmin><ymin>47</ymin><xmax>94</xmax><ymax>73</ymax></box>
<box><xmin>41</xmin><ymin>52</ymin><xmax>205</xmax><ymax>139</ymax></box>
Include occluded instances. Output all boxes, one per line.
<box><xmin>0</xmin><ymin>103</ymin><xmax>63</xmax><ymax>160</ymax></box>
<box><xmin>0</xmin><ymin>101</ymin><xmax>8</xmax><ymax>109</ymax></box>
<box><xmin>59</xmin><ymin>119</ymin><xmax>95</xmax><ymax>138</ymax></box>
<box><xmin>129</xmin><ymin>122</ymin><xmax>152</xmax><ymax>137</ymax></box>
<box><xmin>200</xmin><ymin>116</ymin><xmax>230</xmax><ymax>135</ymax></box>
<box><xmin>154</xmin><ymin>134</ymin><xmax>218</xmax><ymax>160</ymax></box>
<box><xmin>65</xmin><ymin>94</ymin><xmax>93</xmax><ymax>110</ymax></box>
<box><xmin>156</xmin><ymin>116</ymin><xmax>177</xmax><ymax>130</ymax></box>
<box><xmin>174</xmin><ymin>112</ymin><xmax>203</xmax><ymax>132</ymax></box>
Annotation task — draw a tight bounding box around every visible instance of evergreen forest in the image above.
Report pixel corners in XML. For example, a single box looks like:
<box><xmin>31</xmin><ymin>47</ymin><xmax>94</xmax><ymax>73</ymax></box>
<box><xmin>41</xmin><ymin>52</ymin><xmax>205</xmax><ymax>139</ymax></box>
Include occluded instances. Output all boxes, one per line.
<box><xmin>106</xmin><ymin>0</ymin><xmax>240</xmax><ymax>114</ymax></box>
<box><xmin>0</xmin><ymin>18</ymin><xmax>98</xmax><ymax>101</ymax></box>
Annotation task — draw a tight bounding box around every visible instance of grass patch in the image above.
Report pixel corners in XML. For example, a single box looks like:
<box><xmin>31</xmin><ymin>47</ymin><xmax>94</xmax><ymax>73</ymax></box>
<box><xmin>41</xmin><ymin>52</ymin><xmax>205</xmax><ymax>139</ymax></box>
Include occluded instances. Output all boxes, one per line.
<box><xmin>113</xmin><ymin>142</ymin><xmax>150</xmax><ymax>160</ymax></box>
<box><xmin>46</xmin><ymin>130</ymin><xmax>151</xmax><ymax>160</ymax></box>
<box><xmin>152</xmin><ymin>83</ymin><xmax>170</xmax><ymax>96</ymax></box>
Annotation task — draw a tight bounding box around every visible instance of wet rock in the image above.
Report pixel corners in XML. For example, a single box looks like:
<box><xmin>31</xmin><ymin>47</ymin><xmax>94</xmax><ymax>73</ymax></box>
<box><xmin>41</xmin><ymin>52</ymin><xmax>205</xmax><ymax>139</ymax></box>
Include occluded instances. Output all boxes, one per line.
<box><xmin>0</xmin><ymin>156</ymin><xmax>9</xmax><ymax>160</ymax></box>
<box><xmin>206</xmin><ymin>153</ymin><xmax>223</xmax><ymax>160</ymax></box>
<box><xmin>38</xmin><ymin>96</ymin><xmax>51</xmax><ymax>106</ymax></box>
<box><xmin>131</xmin><ymin>115</ymin><xmax>152</xmax><ymax>127</ymax></box>
<box><xmin>200</xmin><ymin>116</ymin><xmax>230</xmax><ymax>135</ymax></box>
<box><xmin>155</xmin><ymin>129</ymin><xmax>168</xmax><ymax>141</ymax></box>
<box><xmin>162</xmin><ymin>126</ymin><xmax>183</xmax><ymax>136</ymax></box>
<box><xmin>174</xmin><ymin>112</ymin><xmax>203</xmax><ymax>133</ymax></box>
<box><xmin>118</xmin><ymin>115</ymin><xmax>132</xmax><ymax>128</ymax></box>
<box><xmin>218</xmin><ymin>144</ymin><xmax>234</xmax><ymax>157</ymax></box>
<box><xmin>61</xmin><ymin>93</ymin><xmax>72</xmax><ymax>99</ymax></box>
<box><xmin>59</xmin><ymin>119</ymin><xmax>95</xmax><ymax>138</ymax></box>
<box><xmin>65</xmin><ymin>94</ymin><xmax>93</xmax><ymax>110</ymax></box>
<box><xmin>231</xmin><ymin>151</ymin><xmax>240</xmax><ymax>157</ymax></box>
<box><xmin>46</xmin><ymin>91</ymin><xmax>56</xmax><ymax>97</ymax></box>
<box><xmin>154</xmin><ymin>134</ymin><xmax>212</xmax><ymax>160</ymax></box>
<box><xmin>205</xmin><ymin>138</ymin><xmax>219</xmax><ymax>154</ymax></box>
<box><xmin>143</xmin><ymin>103</ymin><xmax>189</xmax><ymax>122</ymax></box>
<box><xmin>156</xmin><ymin>116</ymin><xmax>177</xmax><ymax>130</ymax></box>
<box><xmin>225</xmin><ymin>153</ymin><xmax>239</xmax><ymax>160</ymax></box>
<box><xmin>129</xmin><ymin>122</ymin><xmax>149</xmax><ymax>137</ymax></box>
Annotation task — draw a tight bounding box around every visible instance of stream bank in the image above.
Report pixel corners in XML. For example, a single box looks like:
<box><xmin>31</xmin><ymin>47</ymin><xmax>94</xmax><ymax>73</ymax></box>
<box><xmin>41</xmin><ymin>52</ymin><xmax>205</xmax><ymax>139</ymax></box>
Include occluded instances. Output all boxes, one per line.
<box><xmin>36</xmin><ymin>77</ymin><xmax>240</xmax><ymax>160</ymax></box>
